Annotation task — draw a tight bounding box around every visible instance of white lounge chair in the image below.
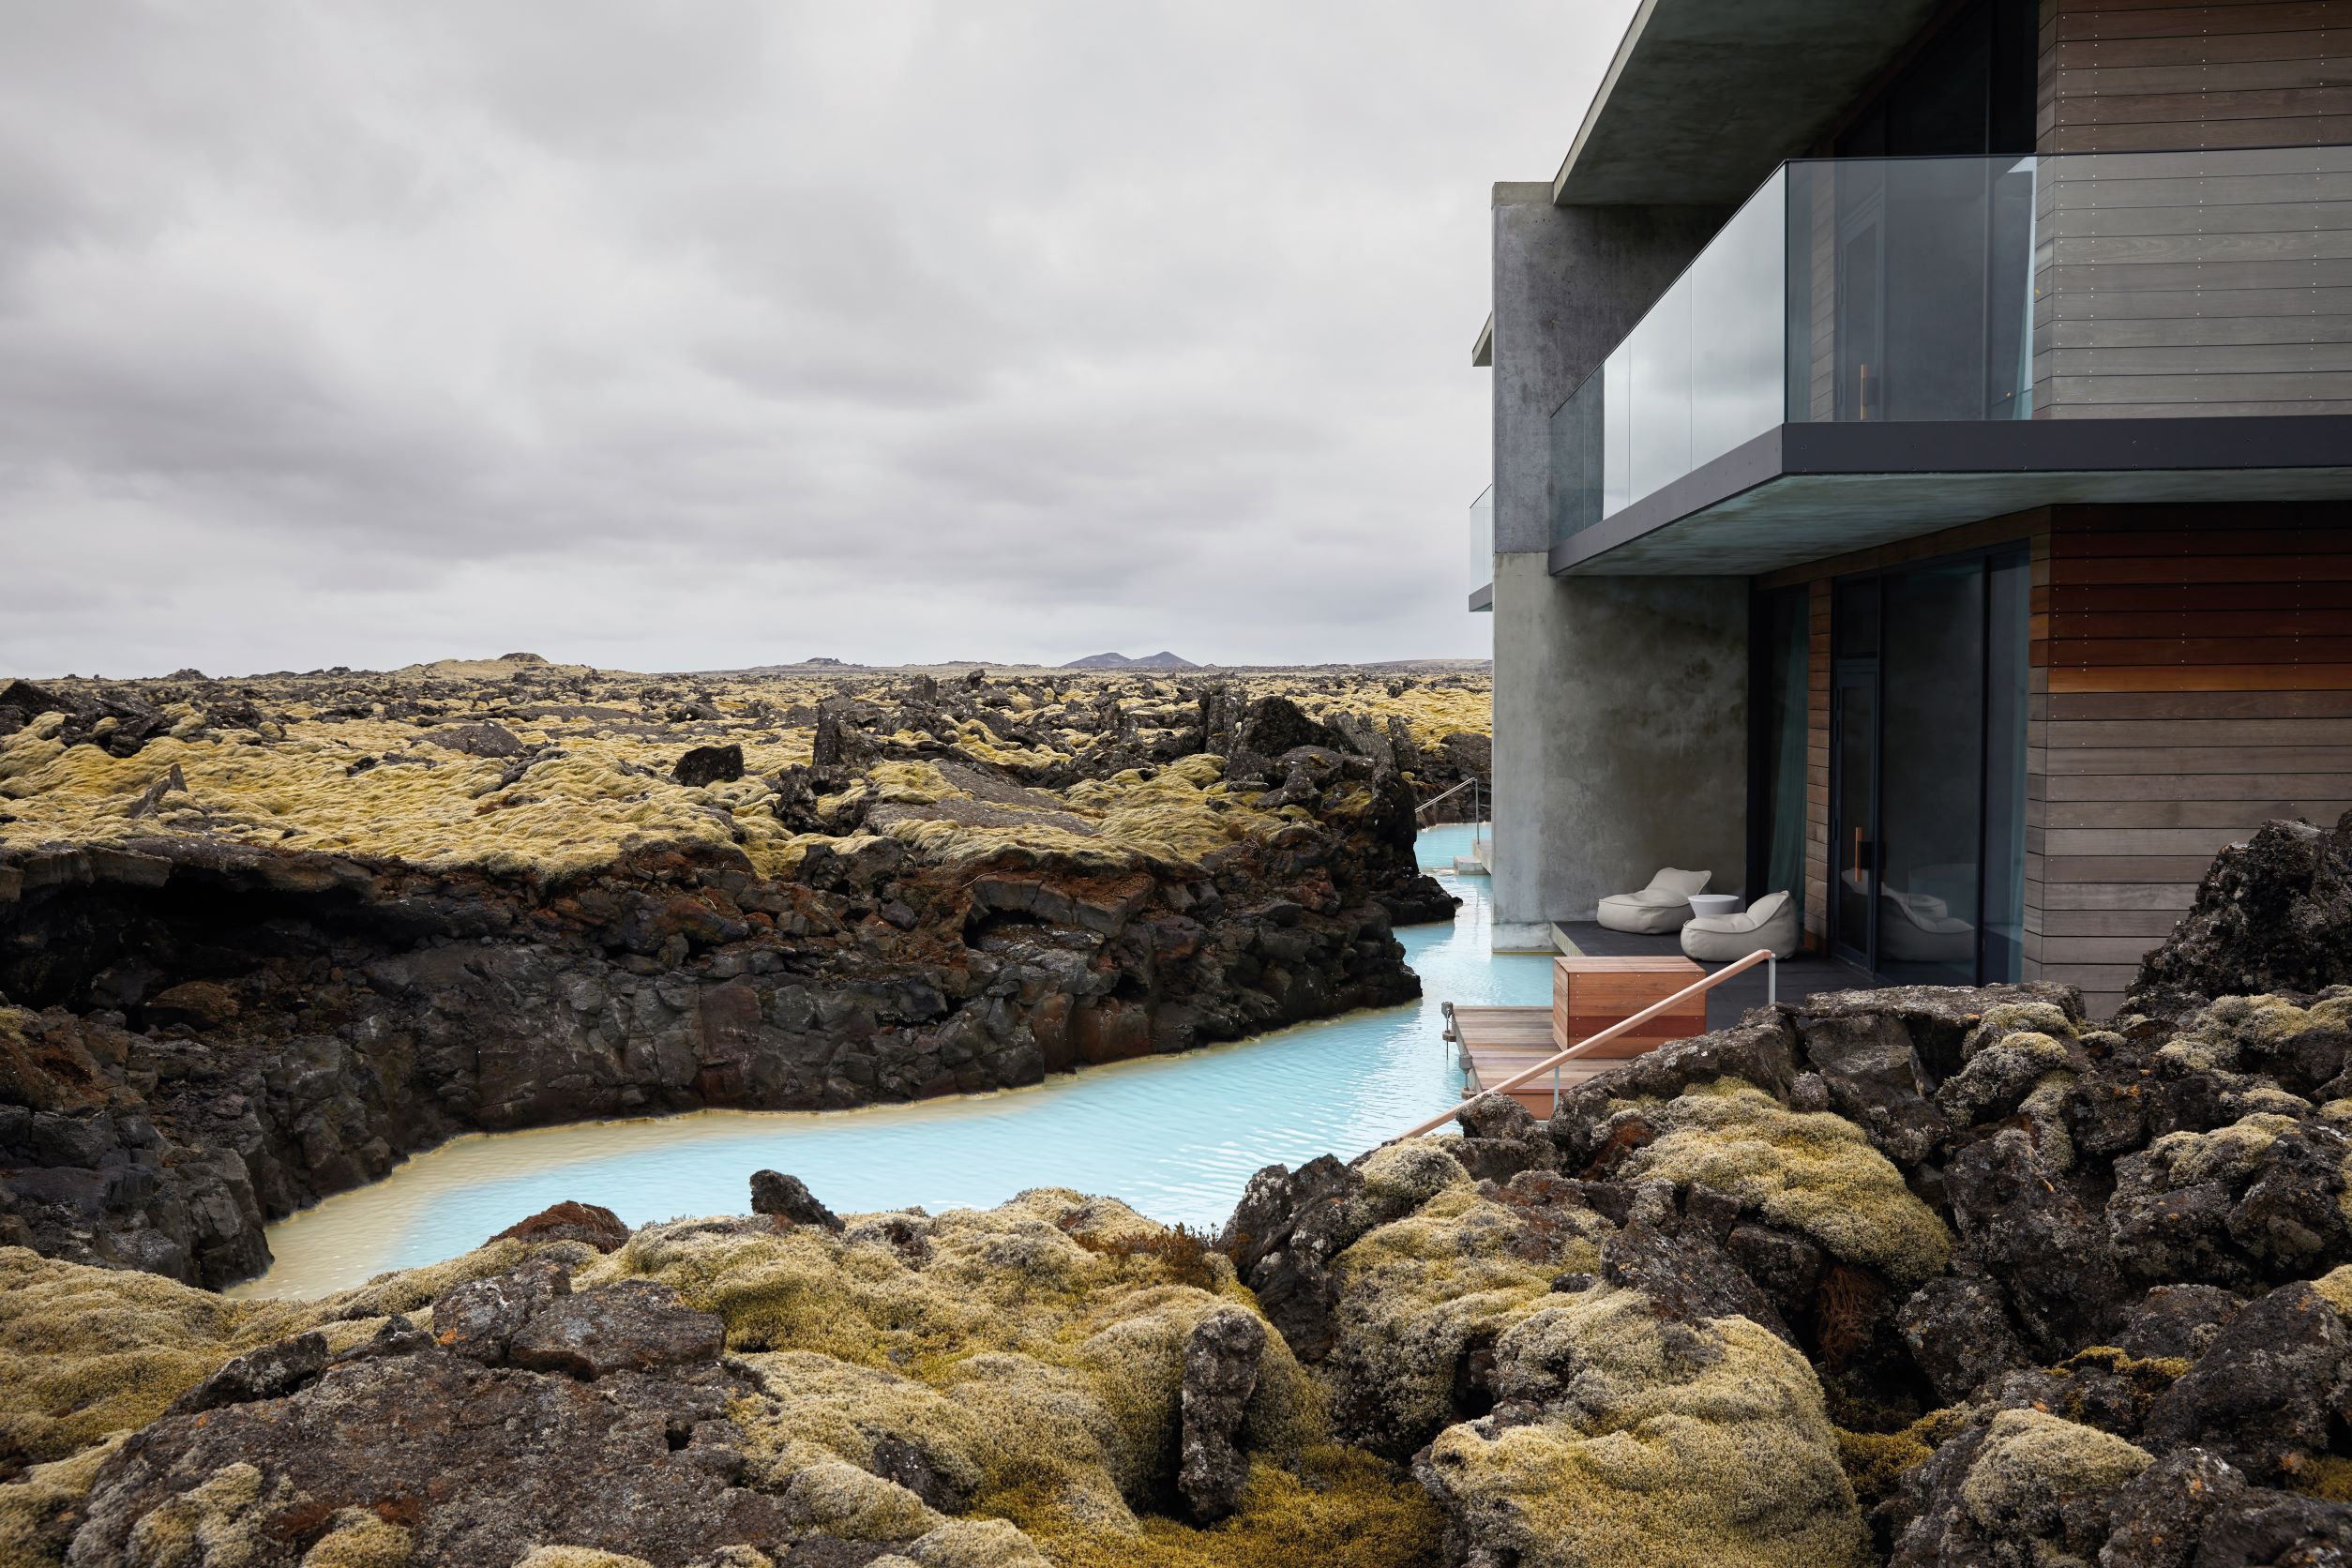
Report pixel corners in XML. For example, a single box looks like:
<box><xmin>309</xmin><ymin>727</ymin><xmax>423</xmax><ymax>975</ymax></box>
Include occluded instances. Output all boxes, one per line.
<box><xmin>1595</xmin><ymin>867</ymin><xmax>1711</xmax><ymax>934</ymax></box>
<box><xmin>1681</xmin><ymin>890</ymin><xmax>1800</xmax><ymax>962</ymax></box>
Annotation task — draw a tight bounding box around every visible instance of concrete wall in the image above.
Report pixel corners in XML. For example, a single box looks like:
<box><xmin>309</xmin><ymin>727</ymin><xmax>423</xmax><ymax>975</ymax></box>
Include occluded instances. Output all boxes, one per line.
<box><xmin>1489</xmin><ymin>559</ymin><xmax>1750</xmax><ymax>945</ymax></box>
<box><xmin>1486</xmin><ymin>187</ymin><xmax>1745</xmax><ymax>946</ymax></box>
<box><xmin>1488</xmin><ymin>188</ymin><xmax>1726</xmax><ymax>553</ymax></box>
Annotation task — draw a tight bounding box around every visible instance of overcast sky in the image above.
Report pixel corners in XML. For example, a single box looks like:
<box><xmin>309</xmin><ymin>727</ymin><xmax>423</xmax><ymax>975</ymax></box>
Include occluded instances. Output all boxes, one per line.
<box><xmin>1</xmin><ymin>2</ymin><xmax>1631</xmax><ymax>678</ymax></box>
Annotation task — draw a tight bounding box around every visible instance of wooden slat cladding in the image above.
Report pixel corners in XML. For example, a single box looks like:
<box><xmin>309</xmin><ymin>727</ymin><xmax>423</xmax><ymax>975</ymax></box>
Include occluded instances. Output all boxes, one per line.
<box><xmin>2033</xmin><ymin>0</ymin><xmax>2352</xmax><ymax>414</ymax></box>
<box><xmin>2043</xmin><ymin>0</ymin><xmax>2352</xmax><ymax>158</ymax></box>
<box><xmin>2030</xmin><ymin>503</ymin><xmax>2352</xmax><ymax>1013</ymax></box>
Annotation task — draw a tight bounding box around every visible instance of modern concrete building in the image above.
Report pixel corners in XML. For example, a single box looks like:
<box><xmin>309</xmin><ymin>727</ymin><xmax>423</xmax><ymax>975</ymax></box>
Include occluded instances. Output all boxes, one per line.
<box><xmin>1470</xmin><ymin>0</ymin><xmax>2352</xmax><ymax>1015</ymax></box>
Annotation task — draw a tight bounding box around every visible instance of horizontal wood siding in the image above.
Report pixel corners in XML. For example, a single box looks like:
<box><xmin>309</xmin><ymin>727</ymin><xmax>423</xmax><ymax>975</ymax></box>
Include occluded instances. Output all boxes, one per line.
<box><xmin>2036</xmin><ymin>0</ymin><xmax>2352</xmax><ymax>416</ymax></box>
<box><xmin>2041</xmin><ymin>0</ymin><xmax>2352</xmax><ymax>154</ymax></box>
<box><xmin>2032</xmin><ymin>502</ymin><xmax>2352</xmax><ymax>1014</ymax></box>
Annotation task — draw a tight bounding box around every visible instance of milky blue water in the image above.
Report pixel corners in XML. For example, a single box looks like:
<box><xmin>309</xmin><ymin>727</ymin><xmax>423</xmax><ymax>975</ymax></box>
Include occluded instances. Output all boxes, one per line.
<box><xmin>239</xmin><ymin>825</ymin><xmax>1545</xmax><ymax>1297</ymax></box>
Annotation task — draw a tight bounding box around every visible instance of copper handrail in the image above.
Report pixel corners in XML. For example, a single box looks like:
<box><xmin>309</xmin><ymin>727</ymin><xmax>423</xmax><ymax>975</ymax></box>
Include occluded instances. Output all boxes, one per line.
<box><xmin>1394</xmin><ymin>946</ymin><xmax>1776</xmax><ymax>1142</ymax></box>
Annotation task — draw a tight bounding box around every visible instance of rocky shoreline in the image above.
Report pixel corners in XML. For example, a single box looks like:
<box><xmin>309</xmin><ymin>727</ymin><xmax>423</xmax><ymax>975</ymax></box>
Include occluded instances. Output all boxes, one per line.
<box><xmin>0</xmin><ymin>664</ymin><xmax>1479</xmax><ymax>1290</ymax></box>
<box><xmin>8</xmin><ymin>659</ymin><xmax>2352</xmax><ymax>1564</ymax></box>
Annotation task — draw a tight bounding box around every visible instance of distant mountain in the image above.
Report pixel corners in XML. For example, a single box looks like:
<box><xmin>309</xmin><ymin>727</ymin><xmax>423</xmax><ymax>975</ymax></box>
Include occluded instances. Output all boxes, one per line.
<box><xmin>1063</xmin><ymin>651</ymin><xmax>1199</xmax><ymax>671</ymax></box>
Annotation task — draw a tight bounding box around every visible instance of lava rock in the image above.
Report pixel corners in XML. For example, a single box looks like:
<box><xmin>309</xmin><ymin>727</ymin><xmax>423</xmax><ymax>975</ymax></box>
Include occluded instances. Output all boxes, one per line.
<box><xmin>673</xmin><ymin>743</ymin><xmax>746</xmax><ymax>787</ymax></box>
<box><xmin>2139</xmin><ymin>1280</ymin><xmax>2350</xmax><ymax>1484</ymax></box>
<box><xmin>164</xmin><ymin>1332</ymin><xmax>330</xmax><ymax>1417</ymax></box>
<box><xmin>748</xmin><ymin>1168</ymin><xmax>844</xmax><ymax>1231</ymax></box>
<box><xmin>2129</xmin><ymin>811</ymin><xmax>2352</xmax><ymax>1017</ymax></box>
<box><xmin>1897</xmin><ymin>1274</ymin><xmax>2031</xmax><ymax>1405</ymax></box>
<box><xmin>1177</xmin><ymin>1305</ymin><xmax>1265</xmax><ymax>1523</ymax></box>
<box><xmin>490</xmin><ymin>1199</ymin><xmax>631</xmax><ymax>1253</ymax></box>
<box><xmin>505</xmin><ymin>1277</ymin><xmax>727</xmax><ymax>1380</ymax></box>
<box><xmin>428</xmin><ymin>721</ymin><xmax>527</xmax><ymax>759</ymax></box>
<box><xmin>432</xmin><ymin>1258</ymin><xmax>573</xmax><ymax>1364</ymax></box>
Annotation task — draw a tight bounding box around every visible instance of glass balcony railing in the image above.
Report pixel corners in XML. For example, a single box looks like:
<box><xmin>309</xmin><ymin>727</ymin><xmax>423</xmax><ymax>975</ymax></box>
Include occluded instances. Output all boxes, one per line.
<box><xmin>1549</xmin><ymin>144</ymin><xmax>2352</xmax><ymax>548</ymax></box>
<box><xmin>1468</xmin><ymin>484</ymin><xmax>1494</xmax><ymax>608</ymax></box>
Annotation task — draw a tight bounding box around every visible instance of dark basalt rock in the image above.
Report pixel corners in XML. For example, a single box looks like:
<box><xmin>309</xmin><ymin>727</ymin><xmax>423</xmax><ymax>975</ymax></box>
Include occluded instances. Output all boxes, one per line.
<box><xmin>1944</xmin><ymin>1125</ymin><xmax>2124</xmax><ymax>1353</ymax></box>
<box><xmin>68</xmin><ymin>1309</ymin><xmax>807</xmax><ymax>1567</ymax></box>
<box><xmin>2112</xmin><ymin>1283</ymin><xmax>2247</xmax><ymax>1362</ymax></box>
<box><xmin>2138</xmin><ymin>1280</ymin><xmax>2350</xmax><ymax>1485</ymax></box>
<box><xmin>674</xmin><ymin>742</ymin><xmax>747</xmax><ymax>787</ymax></box>
<box><xmin>506</xmin><ymin>1277</ymin><xmax>728</xmax><ymax>1380</ymax></box>
<box><xmin>1896</xmin><ymin>1273</ymin><xmax>2030</xmax><ymax>1405</ymax></box>
<box><xmin>1176</xmin><ymin>1305</ymin><xmax>1265</xmax><ymax>1523</ymax></box>
<box><xmin>1445</xmin><ymin>1092</ymin><xmax>1558</xmax><ymax>1184</ymax></box>
<box><xmin>428</xmin><ymin>720</ymin><xmax>526</xmax><ymax>759</ymax></box>
<box><xmin>1217</xmin><ymin>1153</ymin><xmax>1364</xmax><ymax>1364</ymax></box>
<box><xmin>163</xmin><ymin>1332</ymin><xmax>330</xmax><ymax>1417</ymax></box>
<box><xmin>432</xmin><ymin>1257</ymin><xmax>574</xmax><ymax>1364</ymax></box>
<box><xmin>490</xmin><ymin>1199</ymin><xmax>631</xmax><ymax>1252</ymax></box>
<box><xmin>750</xmin><ymin>1169</ymin><xmax>844</xmax><ymax>1232</ymax></box>
<box><xmin>2129</xmin><ymin>811</ymin><xmax>2352</xmax><ymax>1018</ymax></box>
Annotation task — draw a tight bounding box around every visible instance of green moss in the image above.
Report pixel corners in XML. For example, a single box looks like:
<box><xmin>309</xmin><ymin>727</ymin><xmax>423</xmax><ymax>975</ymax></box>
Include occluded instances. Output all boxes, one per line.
<box><xmin>2290</xmin><ymin>1455</ymin><xmax>2352</xmax><ymax>1504</ymax></box>
<box><xmin>985</xmin><ymin>1447</ymin><xmax>1440</xmax><ymax>1568</ymax></box>
<box><xmin>123</xmin><ymin>1461</ymin><xmax>285</xmax><ymax>1568</ymax></box>
<box><xmin>0</xmin><ymin>1433</ymin><xmax>127</xmax><ymax>1568</ymax></box>
<box><xmin>1958</xmin><ymin>1409</ymin><xmax>2149</xmax><ymax>1536</ymax></box>
<box><xmin>1622</xmin><ymin>1079</ymin><xmax>1953</xmax><ymax>1287</ymax></box>
<box><xmin>2159</xmin><ymin>994</ymin><xmax>2352</xmax><ymax>1077</ymax></box>
<box><xmin>1422</xmin><ymin>1286</ymin><xmax>1868</xmax><ymax>1568</ymax></box>
<box><xmin>588</xmin><ymin>1192</ymin><xmax>1341</xmax><ymax>1562</ymax></box>
<box><xmin>1326</xmin><ymin>1186</ymin><xmax>1602</xmax><ymax>1453</ymax></box>
<box><xmin>298</xmin><ymin>1509</ymin><xmax>414</xmax><ymax>1568</ymax></box>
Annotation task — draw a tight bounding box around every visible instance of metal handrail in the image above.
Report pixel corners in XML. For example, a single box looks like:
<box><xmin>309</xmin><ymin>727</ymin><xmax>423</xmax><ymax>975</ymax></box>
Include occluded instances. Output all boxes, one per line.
<box><xmin>1394</xmin><ymin>946</ymin><xmax>1777</xmax><ymax>1142</ymax></box>
<box><xmin>1416</xmin><ymin>776</ymin><xmax>1479</xmax><ymax>817</ymax></box>
<box><xmin>1416</xmin><ymin>776</ymin><xmax>1485</xmax><ymax>852</ymax></box>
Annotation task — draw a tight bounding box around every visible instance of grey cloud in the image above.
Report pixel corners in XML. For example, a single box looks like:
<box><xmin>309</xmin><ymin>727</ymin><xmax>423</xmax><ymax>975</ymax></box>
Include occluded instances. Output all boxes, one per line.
<box><xmin>0</xmin><ymin>0</ymin><xmax>1631</xmax><ymax>675</ymax></box>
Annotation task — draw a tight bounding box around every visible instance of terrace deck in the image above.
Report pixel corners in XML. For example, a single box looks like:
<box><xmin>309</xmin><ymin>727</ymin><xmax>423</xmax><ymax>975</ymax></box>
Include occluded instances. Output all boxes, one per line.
<box><xmin>1445</xmin><ymin>936</ymin><xmax>1883</xmax><ymax>1122</ymax></box>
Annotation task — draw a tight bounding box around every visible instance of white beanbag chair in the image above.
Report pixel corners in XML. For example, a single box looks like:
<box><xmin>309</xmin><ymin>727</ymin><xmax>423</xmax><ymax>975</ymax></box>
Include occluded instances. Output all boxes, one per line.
<box><xmin>1595</xmin><ymin>867</ymin><xmax>1712</xmax><ymax>934</ymax></box>
<box><xmin>1681</xmin><ymin>890</ymin><xmax>1800</xmax><ymax>962</ymax></box>
<box><xmin>1879</xmin><ymin>886</ymin><xmax>1975</xmax><ymax>964</ymax></box>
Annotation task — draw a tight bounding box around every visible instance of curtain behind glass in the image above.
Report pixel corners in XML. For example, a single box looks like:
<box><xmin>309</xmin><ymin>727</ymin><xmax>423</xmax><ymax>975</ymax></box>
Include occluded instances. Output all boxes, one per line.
<box><xmin>1767</xmin><ymin>596</ymin><xmax>1808</xmax><ymax>911</ymax></box>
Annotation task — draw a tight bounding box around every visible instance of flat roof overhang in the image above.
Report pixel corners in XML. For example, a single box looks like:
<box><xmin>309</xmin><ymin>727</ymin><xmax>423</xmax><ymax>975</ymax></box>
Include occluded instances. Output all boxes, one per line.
<box><xmin>1549</xmin><ymin>415</ymin><xmax>2352</xmax><ymax>576</ymax></box>
<box><xmin>1556</xmin><ymin>0</ymin><xmax>1945</xmax><ymax>206</ymax></box>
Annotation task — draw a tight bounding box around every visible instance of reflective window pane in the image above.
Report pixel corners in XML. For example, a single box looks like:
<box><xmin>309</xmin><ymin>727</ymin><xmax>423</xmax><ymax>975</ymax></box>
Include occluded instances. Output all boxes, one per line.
<box><xmin>1878</xmin><ymin>560</ymin><xmax>1986</xmax><ymax>987</ymax></box>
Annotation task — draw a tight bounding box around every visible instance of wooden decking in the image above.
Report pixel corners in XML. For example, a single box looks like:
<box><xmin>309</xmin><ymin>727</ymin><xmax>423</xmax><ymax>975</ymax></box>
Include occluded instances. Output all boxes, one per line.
<box><xmin>1445</xmin><ymin>942</ymin><xmax>1885</xmax><ymax>1122</ymax></box>
<box><xmin>1445</xmin><ymin>1004</ymin><xmax>1621</xmax><ymax>1119</ymax></box>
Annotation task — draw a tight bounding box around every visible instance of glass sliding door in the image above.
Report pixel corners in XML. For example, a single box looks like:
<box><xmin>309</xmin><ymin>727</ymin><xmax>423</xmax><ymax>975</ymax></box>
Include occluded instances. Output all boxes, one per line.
<box><xmin>1878</xmin><ymin>560</ymin><xmax>1986</xmax><ymax>986</ymax></box>
<box><xmin>1981</xmin><ymin>554</ymin><xmax>2029</xmax><ymax>982</ymax></box>
<box><xmin>1832</xmin><ymin>664</ymin><xmax>1877</xmax><ymax>964</ymax></box>
<box><xmin>1829</xmin><ymin>577</ymin><xmax>1880</xmax><ymax>966</ymax></box>
<box><xmin>1749</xmin><ymin>587</ymin><xmax>1810</xmax><ymax>922</ymax></box>
<box><xmin>1818</xmin><ymin>545</ymin><xmax>2030</xmax><ymax>986</ymax></box>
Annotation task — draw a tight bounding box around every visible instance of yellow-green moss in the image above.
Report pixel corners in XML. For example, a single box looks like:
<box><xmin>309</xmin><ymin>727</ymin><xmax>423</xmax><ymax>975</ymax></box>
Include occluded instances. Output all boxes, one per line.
<box><xmin>1326</xmin><ymin>1185</ymin><xmax>1607</xmax><ymax>1450</ymax></box>
<box><xmin>1959</xmin><ymin>1409</ymin><xmax>2149</xmax><ymax>1535</ymax></box>
<box><xmin>584</xmin><ymin>1191</ymin><xmax>1334</xmax><ymax>1562</ymax></box>
<box><xmin>2160</xmin><ymin>995</ymin><xmax>2352</xmax><ymax>1077</ymax></box>
<box><xmin>0</xmin><ymin>1433</ymin><xmax>126</xmax><ymax>1568</ymax></box>
<box><xmin>1835</xmin><ymin>1407</ymin><xmax>1970</xmax><ymax>1508</ymax></box>
<box><xmin>298</xmin><ymin>1509</ymin><xmax>415</xmax><ymax>1568</ymax></box>
<box><xmin>0</xmin><ymin>668</ymin><xmax>1487</xmax><ymax>883</ymax></box>
<box><xmin>1423</xmin><ymin>1286</ymin><xmax>1868</xmax><ymax>1568</ymax></box>
<box><xmin>1622</xmin><ymin>1078</ymin><xmax>1953</xmax><ymax>1286</ymax></box>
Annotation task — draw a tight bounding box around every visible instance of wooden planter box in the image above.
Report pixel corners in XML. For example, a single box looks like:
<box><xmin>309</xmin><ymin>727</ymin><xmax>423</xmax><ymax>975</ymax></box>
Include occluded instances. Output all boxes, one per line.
<box><xmin>1454</xmin><ymin>955</ymin><xmax>1709</xmax><ymax>1121</ymax></box>
<box><xmin>1551</xmin><ymin>953</ymin><xmax>1707</xmax><ymax>1067</ymax></box>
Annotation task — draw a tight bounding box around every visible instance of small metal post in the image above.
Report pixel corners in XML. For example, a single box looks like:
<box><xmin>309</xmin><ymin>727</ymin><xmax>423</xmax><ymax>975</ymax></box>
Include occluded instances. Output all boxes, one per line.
<box><xmin>1768</xmin><ymin>955</ymin><xmax>1778</xmax><ymax>1007</ymax></box>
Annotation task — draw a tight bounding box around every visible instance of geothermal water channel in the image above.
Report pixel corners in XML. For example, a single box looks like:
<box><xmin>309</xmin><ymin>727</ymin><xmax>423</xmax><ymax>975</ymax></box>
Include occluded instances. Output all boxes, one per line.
<box><xmin>236</xmin><ymin>826</ymin><xmax>1545</xmax><ymax>1298</ymax></box>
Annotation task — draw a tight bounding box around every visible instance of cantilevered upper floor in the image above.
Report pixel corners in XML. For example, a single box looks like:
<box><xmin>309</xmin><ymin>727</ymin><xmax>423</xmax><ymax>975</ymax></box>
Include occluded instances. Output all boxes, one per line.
<box><xmin>1474</xmin><ymin>0</ymin><xmax>2352</xmax><ymax>593</ymax></box>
